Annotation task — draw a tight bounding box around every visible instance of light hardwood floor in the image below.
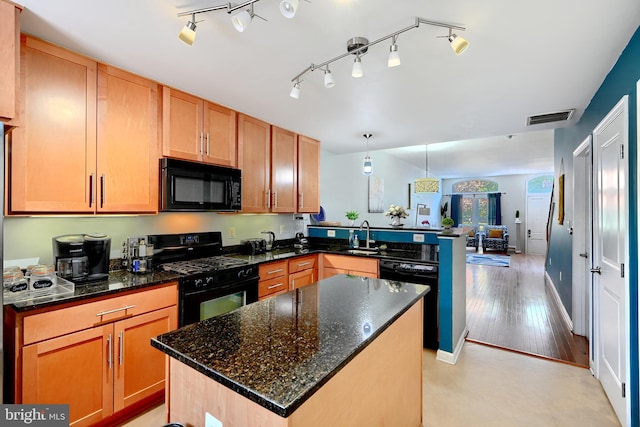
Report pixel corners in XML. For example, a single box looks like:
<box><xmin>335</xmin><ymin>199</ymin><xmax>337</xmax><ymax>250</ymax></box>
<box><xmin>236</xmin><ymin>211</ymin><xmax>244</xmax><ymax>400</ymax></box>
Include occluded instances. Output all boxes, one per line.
<box><xmin>121</xmin><ymin>344</ymin><xmax>618</xmax><ymax>427</ymax></box>
<box><xmin>465</xmin><ymin>251</ymin><xmax>589</xmax><ymax>366</ymax></box>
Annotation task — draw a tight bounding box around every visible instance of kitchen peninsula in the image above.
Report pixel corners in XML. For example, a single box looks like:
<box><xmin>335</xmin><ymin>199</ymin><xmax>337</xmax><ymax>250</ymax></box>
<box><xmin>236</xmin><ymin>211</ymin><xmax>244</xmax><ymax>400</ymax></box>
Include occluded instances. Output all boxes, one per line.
<box><xmin>152</xmin><ymin>275</ymin><xmax>430</xmax><ymax>426</ymax></box>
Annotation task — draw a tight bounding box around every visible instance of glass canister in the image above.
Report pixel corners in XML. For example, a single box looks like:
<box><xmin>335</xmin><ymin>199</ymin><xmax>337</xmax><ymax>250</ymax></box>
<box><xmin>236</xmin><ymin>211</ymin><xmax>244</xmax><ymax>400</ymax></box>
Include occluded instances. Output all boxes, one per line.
<box><xmin>28</xmin><ymin>264</ymin><xmax>57</xmax><ymax>290</ymax></box>
<box><xmin>3</xmin><ymin>267</ymin><xmax>29</xmax><ymax>293</ymax></box>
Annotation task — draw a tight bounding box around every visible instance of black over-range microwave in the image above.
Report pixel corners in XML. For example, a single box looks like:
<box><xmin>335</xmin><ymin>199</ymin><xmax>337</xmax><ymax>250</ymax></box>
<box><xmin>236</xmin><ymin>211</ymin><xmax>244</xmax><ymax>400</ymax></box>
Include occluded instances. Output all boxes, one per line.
<box><xmin>160</xmin><ymin>158</ymin><xmax>241</xmax><ymax>212</ymax></box>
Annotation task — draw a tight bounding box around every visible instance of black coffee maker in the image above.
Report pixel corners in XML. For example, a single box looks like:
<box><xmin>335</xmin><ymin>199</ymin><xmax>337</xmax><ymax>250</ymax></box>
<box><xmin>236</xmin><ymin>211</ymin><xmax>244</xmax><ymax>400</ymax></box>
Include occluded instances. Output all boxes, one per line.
<box><xmin>53</xmin><ymin>234</ymin><xmax>111</xmax><ymax>283</ymax></box>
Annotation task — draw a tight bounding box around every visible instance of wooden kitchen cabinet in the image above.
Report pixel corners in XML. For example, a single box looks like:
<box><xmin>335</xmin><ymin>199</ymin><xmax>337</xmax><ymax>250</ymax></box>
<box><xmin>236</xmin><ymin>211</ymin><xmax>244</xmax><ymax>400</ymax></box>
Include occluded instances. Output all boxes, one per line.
<box><xmin>9</xmin><ymin>36</ymin><xmax>160</xmax><ymax>214</ymax></box>
<box><xmin>238</xmin><ymin>113</ymin><xmax>271</xmax><ymax>212</ymax></box>
<box><xmin>97</xmin><ymin>64</ymin><xmax>159</xmax><ymax>213</ymax></box>
<box><xmin>321</xmin><ymin>254</ymin><xmax>379</xmax><ymax>279</ymax></box>
<box><xmin>10</xmin><ymin>282</ymin><xmax>178</xmax><ymax>427</ymax></box>
<box><xmin>0</xmin><ymin>0</ymin><xmax>20</xmax><ymax>122</ymax></box>
<box><xmin>162</xmin><ymin>86</ymin><xmax>237</xmax><ymax>167</ymax></box>
<box><xmin>297</xmin><ymin>135</ymin><xmax>320</xmax><ymax>213</ymax></box>
<box><xmin>270</xmin><ymin>126</ymin><xmax>297</xmax><ymax>213</ymax></box>
<box><xmin>258</xmin><ymin>260</ymin><xmax>288</xmax><ymax>300</ymax></box>
<box><xmin>10</xmin><ymin>35</ymin><xmax>97</xmax><ymax>213</ymax></box>
<box><xmin>288</xmin><ymin>254</ymin><xmax>317</xmax><ymax>290</ymax></box>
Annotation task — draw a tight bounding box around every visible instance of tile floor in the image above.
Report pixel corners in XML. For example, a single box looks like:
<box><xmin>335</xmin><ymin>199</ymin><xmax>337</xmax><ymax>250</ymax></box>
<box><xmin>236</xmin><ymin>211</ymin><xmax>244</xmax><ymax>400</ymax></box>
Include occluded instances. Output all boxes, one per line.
<box><xmin>121</xmin><ymin>342</ymin><xmax>620</xmax><ymax>427</ymax></box>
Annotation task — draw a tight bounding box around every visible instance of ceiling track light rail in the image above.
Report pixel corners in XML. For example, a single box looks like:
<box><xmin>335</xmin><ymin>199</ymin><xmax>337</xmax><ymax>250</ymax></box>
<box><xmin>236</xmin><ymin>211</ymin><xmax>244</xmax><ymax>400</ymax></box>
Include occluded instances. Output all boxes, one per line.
<box><xmin>289</xmin><ymin>17</ymin><xmax>468</xmax><ymax>98</ymax></box>
<box><xmin>177</xmin><ymin>0</ymin><xmax>304</xmax><ymax>43</ymax></box>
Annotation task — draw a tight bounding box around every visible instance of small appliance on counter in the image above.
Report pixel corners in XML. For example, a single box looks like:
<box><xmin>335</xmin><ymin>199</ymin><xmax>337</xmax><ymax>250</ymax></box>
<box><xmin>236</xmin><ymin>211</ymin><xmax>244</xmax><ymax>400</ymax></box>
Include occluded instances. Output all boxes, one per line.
<box><xmin>122</xmin><ymin>237</ymin><xmax>153</xmax><ymax>274</ymax></box>
<box><xmin>294</xmin><ymin>232</ymin><xmax>309</xmax><ymax>252</ymax></box>
<box><xmin>261</xmin><ymin>231</ymin><xmax>276</xmax><ymax>251</ymax></box>
<box><xmin>241</xmin><ymin>238</ymin><xmax>267</xmax><ymax>255</ymax></box>
<box><xmin>53</xmin><ymin>233</ymin><xmax>111</xmax><ymax>283</ymax></box>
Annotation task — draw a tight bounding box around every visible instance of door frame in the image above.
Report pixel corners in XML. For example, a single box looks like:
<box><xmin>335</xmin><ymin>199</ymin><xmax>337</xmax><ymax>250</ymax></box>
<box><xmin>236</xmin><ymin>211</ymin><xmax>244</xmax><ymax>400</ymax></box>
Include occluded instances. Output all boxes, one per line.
<box><xmin>571</xmin><ymin>136</ymin><xmax>592</xmax><ymax>340</ymax></box>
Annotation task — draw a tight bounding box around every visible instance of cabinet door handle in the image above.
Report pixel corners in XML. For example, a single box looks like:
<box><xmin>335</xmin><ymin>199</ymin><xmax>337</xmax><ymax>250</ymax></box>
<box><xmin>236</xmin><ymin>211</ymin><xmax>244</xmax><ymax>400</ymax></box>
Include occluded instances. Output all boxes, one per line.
<box><xmin>107</xmin><ymin>334</ymin><xmax>113</xmax><ymax>370</ymax></box>
<box><xmin>266</xmin><ymin>190</ymin><xmax>271</xmax><ymax>209</ymax></box>
<box><xmin>119</xmin><ymin>330</ymin><xmax>124</xmax><ymax>366</ymax></box>
<box><xmin>100</xmin><ymin>174</ymin><xmax>105</xmax><ymax>208</ymax></box>
<box><xmin>267</xmin><ymin>283</ymin><xmax>284</xmax><ymax>290</ymax></box>
<box><xmin>273</xmin><ymin>191</ymin><xmax>278</xmax><ymax>208</ymax></box>
<box><xmin>206</xmin><ymin>133</ymin><xmax>210</xmax><ymax>156</ymax></box>
<box><xmin>299</xmin><ymin>193</ymin><xmax>303</xmax><ymax>210</ymax></box>
<box><xmin>200</xmin><ymin>132</ymin><xmax>204</xmax><ymax>155</ymax></box>
<box><xmin>96</xmin><ymin>305</ymin><xmax>136</xmax><ymax>317</ymax></box>
<box><xmin>267</xmin><ymin>268</ymin><xmax>284</xmax><ymax>274</ymax></box>
<box><xmin>89</xmin><ymin>173</ymin><xmax>95</xmax><ymax>208</ymax></box>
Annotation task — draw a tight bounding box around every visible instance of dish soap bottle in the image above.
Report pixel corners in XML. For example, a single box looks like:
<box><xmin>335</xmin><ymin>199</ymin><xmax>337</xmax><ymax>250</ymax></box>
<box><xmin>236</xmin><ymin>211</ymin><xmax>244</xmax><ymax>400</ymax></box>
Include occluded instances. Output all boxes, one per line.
<box><xmin>353</xmin><ymin>233</ymin><xmax>359</xmax><ymax>249</ymax></box>
<box><xmin>349</xmin><ymin>230</ymin><xmax>355</xmax><ymax>248</ymax></box>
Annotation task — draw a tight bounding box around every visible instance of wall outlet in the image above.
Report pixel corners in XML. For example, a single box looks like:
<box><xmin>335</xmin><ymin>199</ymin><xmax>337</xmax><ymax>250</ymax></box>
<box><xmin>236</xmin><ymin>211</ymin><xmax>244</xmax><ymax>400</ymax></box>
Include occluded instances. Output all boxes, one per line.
<box><xmin>205</xmin><ymin>412</ymin><xmax>223</xmax><ymax>427</ymax></box>
<box><xmin>413</xmin><ymin>234</ymin><xmax>425</xmax><ymax>243</ymax></box>
<box><xmin>327</xmin><ymin>230</ymin><xmax>336</xmax><ymax>237</ymax></box>
<box><xmin>228</xmin><ymin>226</ymin><xmax>236</xmax><ymax>239</ymax></box>
<box><xmin>280</xmin><ymin>224</ymin><xmax>286</xmax><ymax>235</ymax></box>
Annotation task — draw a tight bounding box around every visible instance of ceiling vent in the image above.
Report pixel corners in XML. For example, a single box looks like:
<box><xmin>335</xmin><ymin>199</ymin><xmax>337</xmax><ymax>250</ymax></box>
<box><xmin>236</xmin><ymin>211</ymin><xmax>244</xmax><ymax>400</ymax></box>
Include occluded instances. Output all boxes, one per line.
<box><xmin>526</xmin><ymin>109</ymin><xmax>575</xmax><ymax>126</ymax></box>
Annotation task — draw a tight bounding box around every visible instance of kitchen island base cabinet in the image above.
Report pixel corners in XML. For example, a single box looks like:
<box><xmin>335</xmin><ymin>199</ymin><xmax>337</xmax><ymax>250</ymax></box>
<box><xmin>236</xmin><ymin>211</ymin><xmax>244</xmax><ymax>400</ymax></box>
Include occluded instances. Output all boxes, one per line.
<box><xmin>165</xmin><ymin>301</ymin><xmax>423</xmax><ymax>426</ymax></box>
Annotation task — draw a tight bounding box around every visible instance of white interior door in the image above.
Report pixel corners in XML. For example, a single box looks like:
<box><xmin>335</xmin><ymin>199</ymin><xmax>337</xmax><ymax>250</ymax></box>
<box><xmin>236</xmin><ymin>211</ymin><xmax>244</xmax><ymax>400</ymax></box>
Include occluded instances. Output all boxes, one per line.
<box><xmin>526</xmin><ymin>194</ymin><xmax>550</xmax><ymax>255</ymax></box>
<box><xmin>593</xmin><ymin>96</ymin><xmax>628</xmax><ymax>426</ymax></box>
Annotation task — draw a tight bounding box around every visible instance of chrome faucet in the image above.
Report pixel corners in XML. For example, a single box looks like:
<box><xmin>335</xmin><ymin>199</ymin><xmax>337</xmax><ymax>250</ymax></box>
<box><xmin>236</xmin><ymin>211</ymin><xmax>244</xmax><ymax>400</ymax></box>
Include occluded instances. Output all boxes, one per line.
<box><xmin>359</xmin><ymin>220</ymin><xmax>372</xmax><ymax>249</ymax></box>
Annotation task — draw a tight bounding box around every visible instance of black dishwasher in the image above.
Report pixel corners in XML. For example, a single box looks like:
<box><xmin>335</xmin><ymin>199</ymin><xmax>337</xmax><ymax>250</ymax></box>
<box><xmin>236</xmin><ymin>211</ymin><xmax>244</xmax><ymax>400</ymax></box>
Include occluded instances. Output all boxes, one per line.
<box><xmin>379</xmin><ymin>259</ymin><xmax>439</xmax><ymax>349</ymax></box>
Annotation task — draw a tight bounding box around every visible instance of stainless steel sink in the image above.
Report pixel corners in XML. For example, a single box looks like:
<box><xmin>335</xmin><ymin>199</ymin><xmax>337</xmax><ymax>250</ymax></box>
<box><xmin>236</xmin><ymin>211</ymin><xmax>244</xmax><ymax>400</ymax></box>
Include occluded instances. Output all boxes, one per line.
<box><xmin>346</xmin><ymin>249</ymin><xmax>380</xmax><ymax>256</ymax></box>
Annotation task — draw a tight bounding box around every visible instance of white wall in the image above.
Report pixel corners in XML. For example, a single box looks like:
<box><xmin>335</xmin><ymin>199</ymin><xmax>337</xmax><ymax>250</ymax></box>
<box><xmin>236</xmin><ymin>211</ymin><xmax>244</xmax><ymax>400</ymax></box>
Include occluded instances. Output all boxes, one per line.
<box><xmin>319</xmin><ymin>149</ymin><xmax>432</xmax><ymax>228</ymax></box>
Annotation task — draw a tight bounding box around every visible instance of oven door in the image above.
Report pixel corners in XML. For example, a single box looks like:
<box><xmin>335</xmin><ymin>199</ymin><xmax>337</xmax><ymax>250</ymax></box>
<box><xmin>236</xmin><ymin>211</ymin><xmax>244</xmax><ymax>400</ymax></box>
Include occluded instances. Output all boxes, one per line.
<box><xmin>179</xmin><ymin>278</ymin><xmax>258</xmax><ymax>327</ymax></box>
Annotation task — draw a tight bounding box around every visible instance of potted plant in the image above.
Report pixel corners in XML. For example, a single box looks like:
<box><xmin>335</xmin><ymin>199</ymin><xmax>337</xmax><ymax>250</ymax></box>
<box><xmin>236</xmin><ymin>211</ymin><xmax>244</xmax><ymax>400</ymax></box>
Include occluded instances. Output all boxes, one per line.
<box><xmin>345</xmin><ymin>210</ymin><xmax>359</xmax><ymax>226</ymax></box>
<box><xmin>441</xmin><ymin>217</ymin><xmax>455</xmax><ymax>232</ymax></box>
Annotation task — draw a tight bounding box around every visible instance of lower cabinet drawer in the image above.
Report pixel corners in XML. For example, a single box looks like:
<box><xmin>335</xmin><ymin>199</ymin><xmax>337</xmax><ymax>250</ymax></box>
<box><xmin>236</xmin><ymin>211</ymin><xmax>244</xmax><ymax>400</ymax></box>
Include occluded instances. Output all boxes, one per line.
<box><xmin>259</xmin><ymin>276</ymin><xmax>288</xmax><ymax>298</ymax></box>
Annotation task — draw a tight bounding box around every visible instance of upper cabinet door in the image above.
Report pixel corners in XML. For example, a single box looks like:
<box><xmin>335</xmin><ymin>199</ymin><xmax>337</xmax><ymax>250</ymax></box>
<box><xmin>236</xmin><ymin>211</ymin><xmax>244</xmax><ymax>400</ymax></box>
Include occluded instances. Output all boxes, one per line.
<box><xmin>0</xmin><ymin>0</ymin><xmax>19</xmax><ymax>122</ymax></box>
<box><xmin>237</xmin><ymin>114</ymin><xmax>271</xmax><ymax>213</ymax></box>
<box><xmin>10</xmin><ymin>36</ymin><xmax>97</xmax><ymax>214</ymax></box>
<box><xmin>271</xmin><ymin>126</ymin><xmax>297</xmax><ymax>213</ymax></box>
<box><xmin>297</xmin><ymin>135</ymin><xmax>320</xmax><ymax>213</ymax></box>
<box><xmin>96</xmin><ymin>65</ymin><xmax>159</xmax><ymax>213</ymax></box>
<box><xmin>162</xmin><ymin>87</ymin><xmax>203</xmax><ymax>162</ymax></box>
<box><xmin>203</xmin><ymin>102</ymin><xmax>237</xmax><ymax>167</ymax></box>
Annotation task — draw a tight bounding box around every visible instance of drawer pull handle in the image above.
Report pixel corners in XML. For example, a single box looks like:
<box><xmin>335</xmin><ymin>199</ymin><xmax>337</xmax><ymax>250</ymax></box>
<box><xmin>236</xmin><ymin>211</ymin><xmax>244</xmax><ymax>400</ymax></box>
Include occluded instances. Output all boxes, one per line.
<box><xmin>297</xmin><ymin>262</ymin><xmax>311</xmax><ymax>267</ymax></box>
<box><xmin>267</xmin><ymin>283</ymin><xmax>284</xmax><ymax>290</ymax></box>
<box><xmin>96</xmin><ymin>305</ymin><xmax>136</xmax><ymax>317</ymax></box>
<box><xmin>267</xmin><ymin>269</ymin><xmax>284</xmax><ymax>274</ymax></box>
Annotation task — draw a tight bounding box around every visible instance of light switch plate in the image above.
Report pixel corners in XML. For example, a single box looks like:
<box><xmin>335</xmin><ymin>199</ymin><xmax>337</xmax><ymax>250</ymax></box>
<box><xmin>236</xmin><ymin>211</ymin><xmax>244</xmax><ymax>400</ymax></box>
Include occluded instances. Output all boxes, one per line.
<box><xmin>327</xmin><ymin>230</ymin><xmax>336</xmax><ymax>237</ymax></box>
<box><xmin>205</xmin><ymin>412</ymin><xmax>223</xmax><ymax>427</ymax></box>
<box><xmin>413</xmin><ymin>234</ymin><xmax>425</xmax><ymax>243</ymax></box>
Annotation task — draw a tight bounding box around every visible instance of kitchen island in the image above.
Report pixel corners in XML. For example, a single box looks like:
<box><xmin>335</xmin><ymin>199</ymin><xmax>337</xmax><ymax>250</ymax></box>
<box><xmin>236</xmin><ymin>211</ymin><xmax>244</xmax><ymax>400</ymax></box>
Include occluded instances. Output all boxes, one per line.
<box><xmin>152</xmin><ymin>274</ymin><xmax>430</xmax><ymax>426</ymax></box>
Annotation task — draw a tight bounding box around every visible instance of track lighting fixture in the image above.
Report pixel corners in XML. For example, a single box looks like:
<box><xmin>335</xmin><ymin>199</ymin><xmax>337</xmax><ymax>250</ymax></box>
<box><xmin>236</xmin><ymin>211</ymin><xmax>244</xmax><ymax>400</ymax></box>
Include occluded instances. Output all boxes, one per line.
<box><xmin>362</xmin><ymin>134</ymin><xmax>373</xmax><ymax>176</ymax></box>
<box><xmin>289</xmin><ymin>81</ymin><xmax>301</xmax><ymax>99</ymax></box>
<box><xmin>178</xmin><ymin>14</ymin><xmax>197</xmax><ymax>46</ymax></box>
<box><xmin>289</xmin><ymin>17</ymin><xmax>468</xmax><ymax>98</ymax></box>
<box><xmin>280</xmin><ymin>0</ymin><xmax>299</xmax><ymax>18</ymax></box>
<box><xmin>352</xmin><ymin>54</ymin><xmax>364</xmax><ymax>78</ymax></box>
<box><xmin>177</xmin><ymin>0</ymin><xmax>305</xmax><ymax>45</ymax></box>
<box><xmin>447</xmin><ymin>28</ymin><xmax>469</xmax><ymax>55</ymax></box>
<box><xmin>388</xmin><ymin>35</ymin><xmax>401</xmax><ymax>67</ymax></box>
<box><xmin>323</xmin><ymin>67</ymin><xmax>335</xmax><ymax>88</ymax></box>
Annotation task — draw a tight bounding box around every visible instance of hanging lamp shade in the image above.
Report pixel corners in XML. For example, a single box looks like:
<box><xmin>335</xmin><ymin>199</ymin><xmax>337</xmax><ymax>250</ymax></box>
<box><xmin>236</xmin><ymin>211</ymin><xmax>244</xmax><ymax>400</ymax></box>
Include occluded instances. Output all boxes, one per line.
<box><xmin>414</xmin><ymin>144</ymin><xmax>440</xmax><ymax>193</ymax></box>
<box><xmin>414</xmin><ymin>178</ymin><xmax>440</xmax><ymax>193</ymax></box>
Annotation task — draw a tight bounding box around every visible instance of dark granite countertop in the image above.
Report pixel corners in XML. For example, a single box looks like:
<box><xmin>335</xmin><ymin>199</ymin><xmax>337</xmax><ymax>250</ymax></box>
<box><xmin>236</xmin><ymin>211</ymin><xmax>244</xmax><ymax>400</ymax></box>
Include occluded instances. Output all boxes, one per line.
<box><xmin>5</xmin><ymin>270</ymin><xmax>181</xmax><ymax>312</ymax></box>
<box><xmin>151</xmin><ymin>275</ymin><xmax>430</xmax><ymax>417</ymax></box>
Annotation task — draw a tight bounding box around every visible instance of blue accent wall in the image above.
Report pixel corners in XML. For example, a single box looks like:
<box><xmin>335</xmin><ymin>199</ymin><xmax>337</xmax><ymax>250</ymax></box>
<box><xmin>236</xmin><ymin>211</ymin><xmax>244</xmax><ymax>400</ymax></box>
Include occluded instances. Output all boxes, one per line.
<box><xmin>549</xmin><ymin>25</ymin><xmax>640</xmax><ymax>425</ymax></box>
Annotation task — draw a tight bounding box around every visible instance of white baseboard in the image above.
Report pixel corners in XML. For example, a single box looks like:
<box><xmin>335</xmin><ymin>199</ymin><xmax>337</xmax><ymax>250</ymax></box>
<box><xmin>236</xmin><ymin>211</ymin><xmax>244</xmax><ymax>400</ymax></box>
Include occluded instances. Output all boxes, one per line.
<box><xmin>544</xmin><ymin>271</ymin><xmax>573</xmax><ymax>332</ymax></box>
<box><xmin>436</xmin><ymin>326</ymin><xmax>468</xmax><ymax>364</ymax></box>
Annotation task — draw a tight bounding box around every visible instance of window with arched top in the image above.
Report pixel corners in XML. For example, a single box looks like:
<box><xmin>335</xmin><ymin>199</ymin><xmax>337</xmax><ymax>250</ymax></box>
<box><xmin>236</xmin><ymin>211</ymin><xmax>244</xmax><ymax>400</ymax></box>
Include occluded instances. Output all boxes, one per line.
<box><xmin>527</xmin><ymin>175</ymin><xmax>553</xmax><ymax>194</ymax></box>
<box><xmin>452</xmin><ymin>179</ymin><xmax>499</xmax><ymax>226</ymax></box>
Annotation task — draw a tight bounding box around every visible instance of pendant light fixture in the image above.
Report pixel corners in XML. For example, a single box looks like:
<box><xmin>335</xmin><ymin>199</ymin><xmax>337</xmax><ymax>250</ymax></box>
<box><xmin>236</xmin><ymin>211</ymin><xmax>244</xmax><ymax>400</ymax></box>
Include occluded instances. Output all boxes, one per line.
<box><xmin>414</xmin><ymin>144</ymin><xmax>440</xmax><ymax>193</ymax></box>
<box><xmin>362</xmin><ymin>134</ymin><xmax>373</xmax><ymax>176</ymax></box>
